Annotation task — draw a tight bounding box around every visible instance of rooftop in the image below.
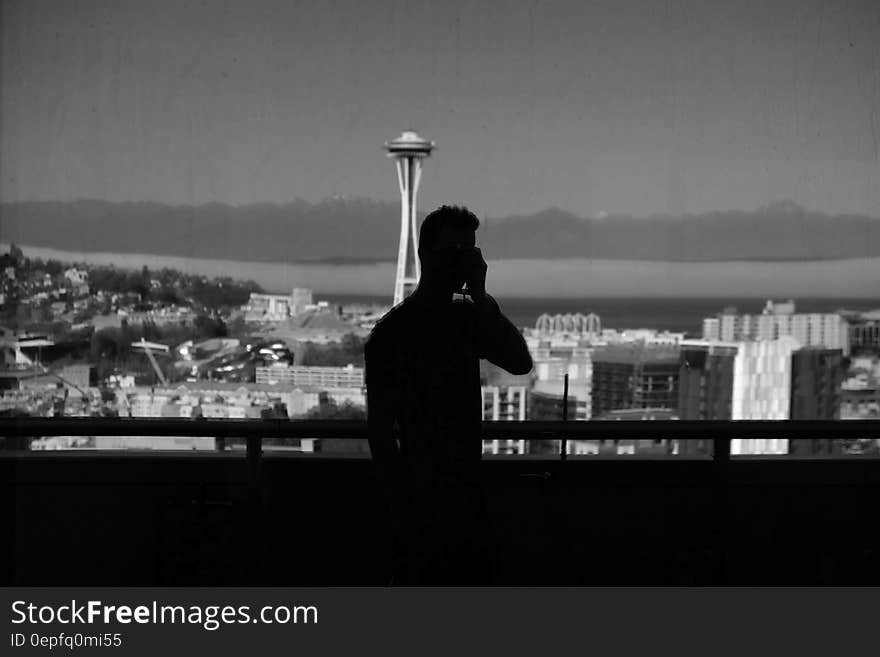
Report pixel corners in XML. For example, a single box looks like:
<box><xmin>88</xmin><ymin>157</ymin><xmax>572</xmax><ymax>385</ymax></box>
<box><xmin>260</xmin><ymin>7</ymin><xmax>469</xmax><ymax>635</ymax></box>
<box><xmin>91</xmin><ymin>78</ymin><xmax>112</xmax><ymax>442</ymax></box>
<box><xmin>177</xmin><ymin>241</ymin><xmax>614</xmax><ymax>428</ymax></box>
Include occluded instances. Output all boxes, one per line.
<box><xmin>591</xmin><ymin>344</ymin><xmax>681</xmax><ymax>364</ymax></box>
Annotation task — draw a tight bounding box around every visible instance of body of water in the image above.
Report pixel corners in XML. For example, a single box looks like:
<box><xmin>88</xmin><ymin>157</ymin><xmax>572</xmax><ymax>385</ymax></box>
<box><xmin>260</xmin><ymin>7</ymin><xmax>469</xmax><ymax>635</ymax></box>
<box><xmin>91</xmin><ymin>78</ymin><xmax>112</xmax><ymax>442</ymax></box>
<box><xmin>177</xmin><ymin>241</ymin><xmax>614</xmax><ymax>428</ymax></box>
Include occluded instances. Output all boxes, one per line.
<box><xmin>8</xmin><ymin>243</ymin><xmax>879</xmax><ymax>333</ymax></box>
<box><xmin>322</xmin><ymin>294</ymin><xmax>880</xmax><ymax>334</ymax></box>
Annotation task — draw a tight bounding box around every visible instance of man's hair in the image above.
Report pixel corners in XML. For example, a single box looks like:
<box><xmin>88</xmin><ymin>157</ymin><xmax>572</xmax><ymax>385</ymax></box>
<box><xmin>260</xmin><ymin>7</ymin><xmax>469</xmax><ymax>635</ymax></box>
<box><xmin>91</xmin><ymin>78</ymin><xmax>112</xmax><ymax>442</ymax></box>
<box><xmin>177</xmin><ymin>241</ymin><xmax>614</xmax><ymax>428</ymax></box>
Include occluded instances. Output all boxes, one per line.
<box><xmin>418</xmin><ymin>205</ymin><xmax>480</xmax><ymax>256</ymax></box>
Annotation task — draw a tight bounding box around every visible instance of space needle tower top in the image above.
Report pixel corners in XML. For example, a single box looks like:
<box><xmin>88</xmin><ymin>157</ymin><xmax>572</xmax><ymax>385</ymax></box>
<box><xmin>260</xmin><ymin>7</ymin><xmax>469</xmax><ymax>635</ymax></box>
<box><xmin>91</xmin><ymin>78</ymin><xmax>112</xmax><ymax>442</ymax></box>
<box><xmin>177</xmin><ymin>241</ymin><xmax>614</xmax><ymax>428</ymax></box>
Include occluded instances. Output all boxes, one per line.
<box><xmin>384</xmin><ymin>130</ymin><xmax>435</xmax><ymax>158</ymax></box>
<box><xmin>384</xmin><ymin>130</ymin><xmax>435</xmax><ymax>306</ymax></box>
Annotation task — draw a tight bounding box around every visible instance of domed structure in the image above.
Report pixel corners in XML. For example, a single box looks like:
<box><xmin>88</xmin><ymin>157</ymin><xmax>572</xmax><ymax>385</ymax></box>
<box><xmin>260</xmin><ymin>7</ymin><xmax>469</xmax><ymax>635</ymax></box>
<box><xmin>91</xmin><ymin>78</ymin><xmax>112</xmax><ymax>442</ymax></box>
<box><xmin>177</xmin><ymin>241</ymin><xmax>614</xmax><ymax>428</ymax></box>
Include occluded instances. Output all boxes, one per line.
<box><xmin>535</xmin><ymin>312</ymin><xmax>602</xmax><ymax>336</ymax></box>
<box><xmin>384</xmin><ymin>131</ymin><xmax>435</xmax><ymax>158</ymax></box>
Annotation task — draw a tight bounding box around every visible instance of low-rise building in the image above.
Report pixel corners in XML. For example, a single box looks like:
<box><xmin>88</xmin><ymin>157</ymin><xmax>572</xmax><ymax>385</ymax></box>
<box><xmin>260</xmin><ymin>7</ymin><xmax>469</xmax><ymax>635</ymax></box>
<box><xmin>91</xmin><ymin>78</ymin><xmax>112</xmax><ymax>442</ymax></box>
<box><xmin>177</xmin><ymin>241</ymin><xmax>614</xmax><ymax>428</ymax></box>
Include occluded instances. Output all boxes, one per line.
<box><xmin>481</xmin><ymin>385</ymin><xmax>527</xmax><ymax>455</ymax></box>
<box><xmin>245</xmin><ymin>288</ymin><xmax>314</xmax><ymax>321</ymax></box>
<box><xmin>256</xmin><ymin>364</ymin><xmax>364</xmax><ymax>387</ymax></box>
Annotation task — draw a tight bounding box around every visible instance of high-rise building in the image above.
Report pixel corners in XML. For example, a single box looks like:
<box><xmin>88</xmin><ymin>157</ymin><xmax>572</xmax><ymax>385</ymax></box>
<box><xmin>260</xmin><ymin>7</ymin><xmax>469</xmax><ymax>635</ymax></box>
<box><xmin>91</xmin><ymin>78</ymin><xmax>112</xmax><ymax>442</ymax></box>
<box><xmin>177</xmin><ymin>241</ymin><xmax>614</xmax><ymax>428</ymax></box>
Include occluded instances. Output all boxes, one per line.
<box><xmin>788</xmin><ymin>347</ymin><xmax>845</xmax><ymax>456</ymax></box>
<box><xmin>679</xmin><ymin>337</ymin><xmax>802</xmax><ymax>454</ymax></box>
<box><xmin>526</xmin><ymin>388</ymin><xmax>592</xmax><ymax>456</ymax></box>
<box><xmin>528</xmin><ymin>340</ymin><xmax>592</xmax><ymax>420</ymax></box>
<box><xmin>481</xmin><ymin>385</ymin><xmax>527</xmax><ymax>455</ymax></box>
<box><xmin>716</xmin><ymin>308</ymin><xmax>742</xmax><ymax>342</ymax></box>
<box><xmin>482</xmin><ymin>385</ymin><xmax>527</xmax><ymax>421</ymax></box>
<box><xmin>731</xmin><ymin>336</ymin><xmax>799</xmax><ymax>455</ymax></box>
<box><xmin>701</xmin><ymin>300</ymin><xmax>850</xmax><ymax>356</ymax></box>
<box><xmin>790</xmin><ymin>348</ymin><xmax>844</xmax><ymax>420</ymax></box>
<box><xmin>731</xmin><ymin>336</ymin><xmax>800</xmax><ymax>422</ymax></box>
<box><xmin>529</xmin><ymin>381</ymin><xmax>591</xmax><ymax>422</ymax></box>
<box><xmin>678</xmin><ymin>341</ymin><xmax>738</xmax><ymax>421</ymax></box>
<box><xmin>847</xmin><ymin>312</ymin><xmax>880</xmax><ymax>355</ymax></box>
<box><xmin>701</xmin><ymin>317</ymin><xmax>721</xmax><ymax>341</ymax></box>
<box><xmin>590</xmin><ymin>344</ymin><xmax>680</xmax><ymax>418</ymax></box>
<box><xmin>677</xmin><ymin>341</ymin><xmax>738</xmax><ymax>456</ymax></box>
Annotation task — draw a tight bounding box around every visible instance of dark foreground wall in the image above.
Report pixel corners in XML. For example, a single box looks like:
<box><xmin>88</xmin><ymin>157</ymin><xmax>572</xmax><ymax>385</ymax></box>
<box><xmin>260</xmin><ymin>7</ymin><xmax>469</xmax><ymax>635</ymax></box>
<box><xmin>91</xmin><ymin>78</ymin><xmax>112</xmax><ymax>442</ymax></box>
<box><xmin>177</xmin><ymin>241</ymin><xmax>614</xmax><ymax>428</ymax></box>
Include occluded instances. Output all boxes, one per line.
<box><xmin>5</xmin><ymin>454</ymin><xmax>880</xmax><ymax>585</ymax></box>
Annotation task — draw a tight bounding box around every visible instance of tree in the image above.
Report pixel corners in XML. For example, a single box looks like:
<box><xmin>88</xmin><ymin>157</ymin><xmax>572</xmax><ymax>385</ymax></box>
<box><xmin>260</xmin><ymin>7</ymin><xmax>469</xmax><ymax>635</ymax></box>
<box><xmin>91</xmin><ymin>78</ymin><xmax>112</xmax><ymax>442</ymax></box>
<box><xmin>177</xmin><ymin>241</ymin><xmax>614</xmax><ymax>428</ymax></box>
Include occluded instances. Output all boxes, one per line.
<box><xmin>90</xmin><ymin>327</ymin><xmax>131</xmax><ymax>380</ymax></box>
<box><xmin>126</xmin><ymin>270</ymin><xmax>149</xmax><ymax>300</ymax></box>
<box><xmin>156</xmin><ymin>285</ymin><xmax>181</xmax><ymax>305</ymax></box>
<box><xmin>340</xmin><ymin>332</ymin><xmax>364</xmax><ymax>356</ymax></box>
<box><xmin>226</xmin><ymin>315</ymin><xmax>248</xmax><ymax>338</ymax></box>
<box><xmin>300</xmin><ymin>333</ymin><xmax>365</xmax><ymax>367</ymax></box>
<box><xmin>8</xmin><ymin>243</ymin><xmax>23</xmax><ymax>266</ymax></box>
<box><xmin>193</xmin><ymin>314</ymin><xmax>227</xmax><ymax>339</ymax></box>
<box><xmin>307</xmin><ymin>399</ymin><xmax>369</xmax><ymax>455</ymax></box>
<box><xmin>306</xmin><ymin>398</ymin><xmax>366</xmax><ymax>421</ymax></box>
<box><xmin>44</xmin><ymin>259</ymin><xmax>63</xmax><ymax>277</ymax></box>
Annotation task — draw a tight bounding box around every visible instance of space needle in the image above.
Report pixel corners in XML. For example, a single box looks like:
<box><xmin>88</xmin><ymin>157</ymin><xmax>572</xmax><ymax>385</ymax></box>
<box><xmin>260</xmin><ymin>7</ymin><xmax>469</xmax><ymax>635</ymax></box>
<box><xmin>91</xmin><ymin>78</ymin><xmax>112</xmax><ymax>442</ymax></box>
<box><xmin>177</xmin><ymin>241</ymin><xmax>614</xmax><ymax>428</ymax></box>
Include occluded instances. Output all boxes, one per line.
<box><xmin>384</xmin><ymin>130</ymin><xmax>435</xmax><ymax>306</ymax></box>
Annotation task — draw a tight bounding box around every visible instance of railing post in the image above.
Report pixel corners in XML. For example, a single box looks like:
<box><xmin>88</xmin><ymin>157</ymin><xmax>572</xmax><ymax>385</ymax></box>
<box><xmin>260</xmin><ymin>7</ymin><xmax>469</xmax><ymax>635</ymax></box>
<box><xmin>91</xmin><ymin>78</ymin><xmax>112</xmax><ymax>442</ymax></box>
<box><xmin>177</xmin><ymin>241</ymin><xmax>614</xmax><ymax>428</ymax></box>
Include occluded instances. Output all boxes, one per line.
<box><xmin>246</xmin><ymin>432</ymin><xmax>265</xmax><ymax>582</ymax></box>
<box><xmin>246</xmin><ymin>434</ymin><xmax>262</xmax><ymax>482</ymax></box>
<box><xmin>712</xmin><ymin>434</ymin><xmax>731</xmax><ymax>467</ymax></box>
<box><xmin>711</xmin><ymin>432</ymin><xmax>731</xmax><ymax>583</ymax></box>
<box><xmin>560</xmin><ymin>373</ymin><xmax>569</xmax><ymax>462</ymax></box>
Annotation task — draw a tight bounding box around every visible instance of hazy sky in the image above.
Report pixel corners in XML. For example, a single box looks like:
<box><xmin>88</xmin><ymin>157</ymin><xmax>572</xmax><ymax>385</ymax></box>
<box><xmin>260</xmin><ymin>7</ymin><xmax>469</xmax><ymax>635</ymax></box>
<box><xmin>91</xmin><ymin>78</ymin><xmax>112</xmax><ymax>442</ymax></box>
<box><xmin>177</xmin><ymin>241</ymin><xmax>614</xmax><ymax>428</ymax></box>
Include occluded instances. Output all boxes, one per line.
<box><xmin>2</xmin><ymin>0</ymin><xmax>880</xmax><ymax>217</ymax></box>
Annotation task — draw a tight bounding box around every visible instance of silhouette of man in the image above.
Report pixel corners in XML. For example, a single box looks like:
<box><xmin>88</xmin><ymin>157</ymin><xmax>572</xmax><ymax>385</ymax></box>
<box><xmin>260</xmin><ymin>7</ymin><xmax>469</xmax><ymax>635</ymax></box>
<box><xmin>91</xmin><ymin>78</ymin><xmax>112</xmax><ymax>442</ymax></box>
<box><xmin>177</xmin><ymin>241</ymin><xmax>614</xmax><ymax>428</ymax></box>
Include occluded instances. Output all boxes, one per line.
<box><xmin>365</xmin><ymin>205</ymin><xmax>533</xmax><ymax>584</ymax></box>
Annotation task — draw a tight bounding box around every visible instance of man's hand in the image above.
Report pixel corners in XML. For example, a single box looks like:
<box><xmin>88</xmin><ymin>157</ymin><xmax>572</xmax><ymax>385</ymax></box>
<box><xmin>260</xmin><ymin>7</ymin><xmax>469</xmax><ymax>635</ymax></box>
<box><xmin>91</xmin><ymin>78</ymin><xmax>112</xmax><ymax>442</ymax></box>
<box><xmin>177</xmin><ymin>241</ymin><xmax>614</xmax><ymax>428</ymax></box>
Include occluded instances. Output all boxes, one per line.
<box><xmin>464</xmin><ymin>247</ymin><xmax>488</xmax><ymax>303</ymax></box>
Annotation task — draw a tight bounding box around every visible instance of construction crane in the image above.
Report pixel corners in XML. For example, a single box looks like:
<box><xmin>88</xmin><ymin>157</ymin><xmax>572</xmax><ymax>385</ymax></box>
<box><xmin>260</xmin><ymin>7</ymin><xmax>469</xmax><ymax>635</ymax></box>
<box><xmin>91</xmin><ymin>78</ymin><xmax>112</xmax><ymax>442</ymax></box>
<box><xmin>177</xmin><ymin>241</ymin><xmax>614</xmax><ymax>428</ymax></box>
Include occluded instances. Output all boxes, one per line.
<box><xmin>130</xmin><ymin>338</ymin><xmax>170</xmax><ymax>385</ymax></box>
<box><xmin>47</xmin><ymin>370</ymin><xmax>90</xmax><ymax>399</ymax></box>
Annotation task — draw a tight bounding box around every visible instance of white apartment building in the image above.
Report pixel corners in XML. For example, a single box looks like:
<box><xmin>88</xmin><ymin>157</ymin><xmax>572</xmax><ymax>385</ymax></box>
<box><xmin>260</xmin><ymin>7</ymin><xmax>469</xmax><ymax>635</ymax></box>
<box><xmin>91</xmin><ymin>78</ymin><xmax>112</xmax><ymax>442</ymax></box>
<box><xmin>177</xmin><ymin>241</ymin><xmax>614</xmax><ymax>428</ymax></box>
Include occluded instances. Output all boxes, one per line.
<box><xmin>481</xmin><ymin>385</ymin><xmax>527</xmax><ymax>455</ymax></box>
<box><xmin>133</xmin><ymin>382</ymin><xmax>318</xmax><ymax>418</ymax></box>
<box><xmin>702</xmin><ymin>300</ymin><xmax>849</xmax><ymax>355</ymax></box>
<box><xmin>482</xmin><ymin>385</ymin><xmax>527</xmax><ymax>421</ymax></box>
<box><xmin>680</xmin><ymin>336</ymin><xmax>802</xmax><ymax>454</ymax></box>
<box><xmin>527</xmin><ymin>327</ymin><xmax>684</xmax><ymax>349</ymax></box>
<box><xmin>245</xmin><ymin>293</ymin><xmax>291</xmax><ymax>321</ymax></box>
<box><xmin>291</xmin><ymin>287</ymin><xmax>314</xmax><ymax>316</ymax></box>
<box><xmin>245</xmin><ymin>287</ymin><xmax>314</xmax><ymax>322</ymax></box>
<box><xmin>731</xmin><ymin>336</ymin><xmax>801</xmax><ymax>422</ymax></box>
<box><xmin>256</xmin><ymin>364</ymin><xmax>364</xmax><ymax>387</ymax></box>
<box><xmin>529</xmin><ymin>341</ymin><xmax>592</xmax><ymax>421</ymax></box>
<box><xmin>129</xmin><ymin>392</ymin><xmax>171</xmax><ymax>417</ymax></box>
<box><xmin>702</xmin><ymin>317</ymin><xmax>719</xmax><ymax>340</ymax></box>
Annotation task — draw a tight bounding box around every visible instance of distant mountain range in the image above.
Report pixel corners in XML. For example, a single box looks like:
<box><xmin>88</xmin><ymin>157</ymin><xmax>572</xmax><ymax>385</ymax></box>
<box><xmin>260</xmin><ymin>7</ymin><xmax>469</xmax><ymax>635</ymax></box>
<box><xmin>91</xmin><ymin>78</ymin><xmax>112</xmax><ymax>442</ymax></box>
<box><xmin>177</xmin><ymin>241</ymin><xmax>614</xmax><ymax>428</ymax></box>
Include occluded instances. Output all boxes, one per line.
<box><xmin>2</xmin><ymin>198</ymin><xmax>879</xmax><ymax>263</ymax></box>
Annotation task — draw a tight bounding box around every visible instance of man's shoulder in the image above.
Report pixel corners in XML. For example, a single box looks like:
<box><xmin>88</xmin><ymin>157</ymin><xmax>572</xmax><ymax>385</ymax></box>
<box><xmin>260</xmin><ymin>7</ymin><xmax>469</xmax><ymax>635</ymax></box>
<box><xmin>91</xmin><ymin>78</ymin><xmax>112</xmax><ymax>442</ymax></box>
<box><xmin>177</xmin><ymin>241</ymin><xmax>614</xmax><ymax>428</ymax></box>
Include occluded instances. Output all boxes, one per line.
<box><xmin>366</xmin><ymin>301</ymin><xmax>412</xmax><ymax>347</ymax></box>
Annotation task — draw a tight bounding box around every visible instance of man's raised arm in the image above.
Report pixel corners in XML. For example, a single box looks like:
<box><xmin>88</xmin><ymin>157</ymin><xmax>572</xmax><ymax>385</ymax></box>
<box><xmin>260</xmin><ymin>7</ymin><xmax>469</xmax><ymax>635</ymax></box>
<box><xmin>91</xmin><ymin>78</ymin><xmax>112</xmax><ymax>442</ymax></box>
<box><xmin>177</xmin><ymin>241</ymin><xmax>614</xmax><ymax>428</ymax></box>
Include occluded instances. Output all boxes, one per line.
<box><xmin>474</xmin><ymin>293</ymin><xmax>533</xmax><ymax>375</ymax></box>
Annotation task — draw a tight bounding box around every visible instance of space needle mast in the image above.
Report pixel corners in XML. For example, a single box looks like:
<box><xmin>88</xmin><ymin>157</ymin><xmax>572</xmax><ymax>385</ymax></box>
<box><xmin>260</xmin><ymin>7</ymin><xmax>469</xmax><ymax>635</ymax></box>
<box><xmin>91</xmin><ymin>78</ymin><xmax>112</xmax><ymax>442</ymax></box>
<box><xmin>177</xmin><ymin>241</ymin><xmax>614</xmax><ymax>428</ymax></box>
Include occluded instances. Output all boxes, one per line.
<box><xmin>384</xmin><ymin>130</ymin><xmax>435</xmax><ymax>306</ymax></box>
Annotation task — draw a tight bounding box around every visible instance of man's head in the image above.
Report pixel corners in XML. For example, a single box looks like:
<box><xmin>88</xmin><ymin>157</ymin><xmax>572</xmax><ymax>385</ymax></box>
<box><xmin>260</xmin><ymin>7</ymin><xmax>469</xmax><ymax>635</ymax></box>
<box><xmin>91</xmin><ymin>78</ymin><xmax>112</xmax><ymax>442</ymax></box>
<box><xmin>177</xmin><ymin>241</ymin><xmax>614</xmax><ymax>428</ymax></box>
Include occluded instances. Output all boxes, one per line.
<box><xmin>417</xmin><ymin>205</ymin><xmax>480</xmax><ymax>295</ymax></box>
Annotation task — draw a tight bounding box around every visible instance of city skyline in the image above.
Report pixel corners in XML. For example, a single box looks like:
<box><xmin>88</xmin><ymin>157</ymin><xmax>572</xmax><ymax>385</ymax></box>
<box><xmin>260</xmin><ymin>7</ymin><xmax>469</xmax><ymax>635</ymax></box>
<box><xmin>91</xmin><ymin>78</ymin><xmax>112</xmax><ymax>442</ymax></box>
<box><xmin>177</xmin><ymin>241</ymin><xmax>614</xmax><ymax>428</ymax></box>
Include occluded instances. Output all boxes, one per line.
<box><xmin>2</xmin><ymin>0</ymin><xmax>880</xmax><ymax>218</ymax></box>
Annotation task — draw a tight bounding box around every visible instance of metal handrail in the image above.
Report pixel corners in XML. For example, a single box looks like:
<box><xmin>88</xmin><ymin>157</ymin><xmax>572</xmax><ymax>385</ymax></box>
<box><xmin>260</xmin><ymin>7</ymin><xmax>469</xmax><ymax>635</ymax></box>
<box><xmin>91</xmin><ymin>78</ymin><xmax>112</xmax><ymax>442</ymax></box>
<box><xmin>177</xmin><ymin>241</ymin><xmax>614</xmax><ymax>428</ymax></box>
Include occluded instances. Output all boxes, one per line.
<box><xmin>2</xmin><ymin>417</ymin><xmax>878</xmax><ymax>438</ymax></box>
<box><xmin>3</xmin><ymin>418</ymin><xmax>879</xmax><ymax>470</ymax></box>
